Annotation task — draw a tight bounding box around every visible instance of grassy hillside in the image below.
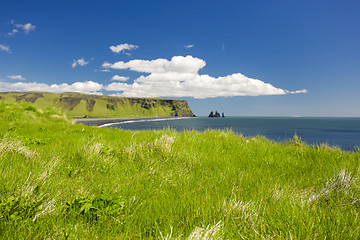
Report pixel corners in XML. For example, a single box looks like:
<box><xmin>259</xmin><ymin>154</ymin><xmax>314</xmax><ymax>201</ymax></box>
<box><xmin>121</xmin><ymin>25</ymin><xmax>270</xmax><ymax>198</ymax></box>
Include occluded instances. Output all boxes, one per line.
<box><xmin>0</xmin><ymin>91</ymin><xmax>195</xmax><ymax>118</ymax></box>
<box><xmin>1</xmin><ymin>101</ymin><xmax>360</xmax><ymax>239</ymax></box>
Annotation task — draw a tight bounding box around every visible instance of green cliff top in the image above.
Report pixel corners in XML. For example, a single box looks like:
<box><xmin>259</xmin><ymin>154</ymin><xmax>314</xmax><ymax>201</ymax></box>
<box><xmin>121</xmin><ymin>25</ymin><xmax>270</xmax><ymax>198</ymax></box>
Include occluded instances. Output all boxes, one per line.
<box><xmin>0</xmin><ymin>91</ymin><xmax>195</xmax><ymax>118</ymax></box>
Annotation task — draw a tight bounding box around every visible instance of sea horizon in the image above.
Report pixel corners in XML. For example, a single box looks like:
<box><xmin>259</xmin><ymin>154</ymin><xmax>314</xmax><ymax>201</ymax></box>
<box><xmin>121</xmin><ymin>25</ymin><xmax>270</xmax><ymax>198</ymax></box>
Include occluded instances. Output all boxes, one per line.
<box><xmin>196</xmin><ymin>115</ymin><xmax>360</xmax><ymax>119</ymax></box>
<box><xmin>107</xmin><ymin>116</ymin><xmax>360</xmax><ymax>152</ymax></box>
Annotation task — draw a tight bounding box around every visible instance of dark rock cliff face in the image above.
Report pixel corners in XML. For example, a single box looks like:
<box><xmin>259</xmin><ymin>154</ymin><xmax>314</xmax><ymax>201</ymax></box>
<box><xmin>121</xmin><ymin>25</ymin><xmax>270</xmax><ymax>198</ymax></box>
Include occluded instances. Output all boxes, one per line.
<box><xmin>13</xmin><ymin>92</ymin><xmax>44</xmax><ymax>103</ymax></box>
<box><xmin>167</xmin><ymin>100</ymin><xmax>195</xmax><ymax>117</ymax></box>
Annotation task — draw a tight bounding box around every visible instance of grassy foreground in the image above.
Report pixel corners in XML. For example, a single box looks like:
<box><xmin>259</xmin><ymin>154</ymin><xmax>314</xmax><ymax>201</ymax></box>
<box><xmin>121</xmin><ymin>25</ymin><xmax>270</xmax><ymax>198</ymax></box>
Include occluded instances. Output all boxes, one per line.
<box><xmin>1</xmin><ymin>101</ymin><xmax>360</xmax><ymax>239</ymax></box>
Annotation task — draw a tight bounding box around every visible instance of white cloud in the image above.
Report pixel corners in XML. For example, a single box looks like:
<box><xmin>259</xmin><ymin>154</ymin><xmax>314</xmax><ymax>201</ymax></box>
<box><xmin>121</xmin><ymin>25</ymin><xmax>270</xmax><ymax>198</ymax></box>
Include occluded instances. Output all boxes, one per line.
<box><xmin>0</xmin><ymin>44</ymin><xmax>11</xmax><ymax>53</ymax></box>
<box><xmin>185</xmin><ymin>44</ymin><xmax>194</xmax><ymax>49</ymax></box>
<box><xmin>101</xmin><ymin>69</ymin><xmax>110</xmax><ymax>72</ymax></box>
<box><xmin>0</xmin><ymin>55</ymin><xmax>307</xmax><ymax>99</ymax></box>
<box><xmin>7</xmin><ymin>75</ymin><xmax>26</xmax><ymax>81</ymax></box>
<box><xmin>105</xmin><ymin>72</ymin><xmax>288</xmax><ymax>98</ymax></box>
<box><xmin>8</xmin><ymin>22</ymin><xmax>36</xmax><ymax>36</ymax></box>
<box><xmin>288</xmin><ymin>89</ymin><xmax>308</xmax><ymax>94</ymax></box>
<box><xmin>19</xmin><ymin>23</ymin><xmax>36</xmax><ymax>34</ymax></box>
<box><xmin>109</xmin><ymin>43</ymin><xmax>138</xmax><ymax>54</ymax></box>
<box><xmin>7</xmin><ymin>29</ymin><xmax>18</xmax><ymax>36</ymax></box>
<box><xmin>111</xmin><ymin>75</ymin><xmax>129</xmax><ymax>81</ymax></box>
<box><xmin>103</xmin><ymin>55</ymin><xmax>306</xmax><ymax>98</ymax></box>
<box><xmin>72</xmin><ymin>58</ymin><xmax>90</xmax><ymax>68</ymax></box>
<box><xmin>103</xmin><ymin>55</ymin><xmax>206</xmax><ymax>73</ymax></box>
<box><xmin>0</xmin><ymin>81</ymin><xmax>103</xmax><ymax>95</ymax></box>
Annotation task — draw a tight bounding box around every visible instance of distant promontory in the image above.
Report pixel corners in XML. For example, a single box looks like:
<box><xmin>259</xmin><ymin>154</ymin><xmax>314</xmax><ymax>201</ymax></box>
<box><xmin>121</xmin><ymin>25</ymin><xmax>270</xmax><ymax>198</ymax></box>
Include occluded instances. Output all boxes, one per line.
<box><xmin>0</xmin><ymin>92</ymin><xmax>196</xmax><ymax>118</ymax></box>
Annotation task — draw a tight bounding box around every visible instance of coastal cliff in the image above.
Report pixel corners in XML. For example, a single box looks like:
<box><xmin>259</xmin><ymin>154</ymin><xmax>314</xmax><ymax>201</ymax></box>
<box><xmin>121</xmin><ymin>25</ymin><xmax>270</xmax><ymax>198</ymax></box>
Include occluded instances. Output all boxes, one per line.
<box><xmin>0</xmin><ymin>92</ymin><xmax>195</xmax><ymax>118</ymax></box>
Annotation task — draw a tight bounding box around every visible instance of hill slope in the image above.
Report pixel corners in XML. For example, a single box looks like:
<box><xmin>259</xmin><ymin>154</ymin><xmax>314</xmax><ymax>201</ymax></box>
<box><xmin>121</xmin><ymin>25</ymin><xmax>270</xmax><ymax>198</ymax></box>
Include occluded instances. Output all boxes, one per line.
<box><xmin>1</xmin><ymin>101</ymin><xmax>360</xmax><ymax>238</ymax></box>
<box><xmin>0</xmin><ymin>92</ymin><xmax>195</xmax><ymax>118</ymax></box>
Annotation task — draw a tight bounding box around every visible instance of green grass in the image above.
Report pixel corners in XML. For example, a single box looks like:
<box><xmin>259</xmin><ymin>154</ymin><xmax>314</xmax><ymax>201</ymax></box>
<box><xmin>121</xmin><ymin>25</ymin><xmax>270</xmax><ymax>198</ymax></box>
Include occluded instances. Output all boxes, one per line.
<box><xmin>0</xmin><ymin>92</ymin><xmax>195</xmax><ymax>118</ymax></box>
<box><xmin>1</xmin><ymin>101</ymin><xmax>360</xmax><ymax>239</ymax></box>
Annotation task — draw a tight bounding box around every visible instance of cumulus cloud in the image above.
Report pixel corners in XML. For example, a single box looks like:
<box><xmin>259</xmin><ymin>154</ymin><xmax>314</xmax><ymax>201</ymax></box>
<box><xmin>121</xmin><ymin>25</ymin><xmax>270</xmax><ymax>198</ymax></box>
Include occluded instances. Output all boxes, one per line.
<box><xmin>0</xmin><ymin>81</ymin><xmax>103</xmax><ymax>95</ymax></box>
<box><xmin>109</xmin><ymin>43</ymin><xmax>138</xmax><ymax>54</ymax></box>
<box><xmin>102</xmin><ymin>55</ymin><xmax>306</xmax><ymax>98</ymax></box>
<box><xmin>185</xmin><ymin>44</ymin><xmax>194</xmax><ymax>49</ymax></box>
<box><xmin>8</xmin><ymin>21</ymin><xmax>36</xmax><ymax>36</ymax></box>
<box><xmin>105</xmin><ymin>72</ymin><xmax>287</xmax><ymax>98</ymax></box>
<box><xmin>103</xmin><ymin>55</ymin><xmax>206</xmax><ymax>74</ymax></box>
<box><xmin>72</xmin><ymin>58</ymin><xmax>90</xmax><ymax>68</ymax></box>
<box><xmin>0</xmin><ymin>55</ymin><xmax>306</xmax><ymax>99</ymax></box>
<box><xmin>111</xmin><ymin>75</ymin><xmax>129</xmax><ymax>81</ymax></box>
<box><xmin>7</xmin><ymin>75</ymin><xmax>26</xmax><ymax>81</ymax></box>
<box><xmin>0</xmin><ymin>44</ymin><xmax>11</xmax><ymax>53</ymax></box>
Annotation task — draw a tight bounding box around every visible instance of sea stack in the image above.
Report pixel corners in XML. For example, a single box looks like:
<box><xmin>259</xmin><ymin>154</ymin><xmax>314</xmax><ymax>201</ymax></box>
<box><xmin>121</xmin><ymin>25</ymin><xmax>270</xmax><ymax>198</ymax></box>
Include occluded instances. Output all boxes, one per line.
<box><xmin>208</xmin><ymin>111</ymin><xmax>222</xmax><ymax>118</ymax></box>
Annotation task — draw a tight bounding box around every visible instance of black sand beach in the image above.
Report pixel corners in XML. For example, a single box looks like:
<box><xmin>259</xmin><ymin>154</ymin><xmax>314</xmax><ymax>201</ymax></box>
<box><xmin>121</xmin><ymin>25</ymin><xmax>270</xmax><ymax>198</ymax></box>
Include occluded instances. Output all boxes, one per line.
<box><xmin>73</xmin><ymin>116</ymin><xmax>190</xmax><ymax>127</ymax></box>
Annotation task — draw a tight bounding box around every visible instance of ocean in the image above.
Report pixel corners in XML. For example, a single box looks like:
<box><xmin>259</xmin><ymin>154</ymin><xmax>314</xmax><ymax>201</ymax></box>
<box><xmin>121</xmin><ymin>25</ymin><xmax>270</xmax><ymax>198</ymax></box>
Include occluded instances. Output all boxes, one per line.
<box><xmin>106</xmin><ymin>117</ymin><xmax>360</xmax><ymax>151</ymax></box>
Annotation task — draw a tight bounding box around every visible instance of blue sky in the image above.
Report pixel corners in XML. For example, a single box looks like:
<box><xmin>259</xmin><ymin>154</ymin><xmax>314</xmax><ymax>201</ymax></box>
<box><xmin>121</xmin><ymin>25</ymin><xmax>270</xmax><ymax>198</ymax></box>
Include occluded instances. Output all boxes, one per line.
<box><xmin>1</xmin><ymin>0</ymin><xmax>359</xmax><ymax>116</ymax></box>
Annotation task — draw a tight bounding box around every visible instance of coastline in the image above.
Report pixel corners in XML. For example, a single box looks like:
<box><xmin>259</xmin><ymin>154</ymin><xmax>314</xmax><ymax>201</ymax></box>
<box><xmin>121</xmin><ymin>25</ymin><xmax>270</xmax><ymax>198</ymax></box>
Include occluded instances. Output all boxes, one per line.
<box><xmin>73</xmin><ymin>116</ymin><xmax>194</xmax><ymax>127</ymax></box>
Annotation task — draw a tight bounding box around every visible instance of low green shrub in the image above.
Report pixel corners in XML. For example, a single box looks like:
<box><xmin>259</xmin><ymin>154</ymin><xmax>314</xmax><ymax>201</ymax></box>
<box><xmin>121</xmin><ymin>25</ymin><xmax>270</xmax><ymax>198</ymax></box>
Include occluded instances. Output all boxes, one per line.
<box><xmin>0</xmin><ymin>195</ymin><xmax>43</xmax><ymax>221</ymax></box>
<box><xmin>64</xmin><ymin>195</ymin><xmax>125</xmax><ymax>222</ymax></box>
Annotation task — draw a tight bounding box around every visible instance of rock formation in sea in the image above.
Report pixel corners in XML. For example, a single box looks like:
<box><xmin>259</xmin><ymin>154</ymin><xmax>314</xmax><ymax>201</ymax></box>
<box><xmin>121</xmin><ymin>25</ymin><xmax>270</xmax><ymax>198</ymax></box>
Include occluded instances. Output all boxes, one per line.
<box><xmin>208</xmin><ymin>111</ymin><xmax>222</xmax><ymax>118</ymax></box>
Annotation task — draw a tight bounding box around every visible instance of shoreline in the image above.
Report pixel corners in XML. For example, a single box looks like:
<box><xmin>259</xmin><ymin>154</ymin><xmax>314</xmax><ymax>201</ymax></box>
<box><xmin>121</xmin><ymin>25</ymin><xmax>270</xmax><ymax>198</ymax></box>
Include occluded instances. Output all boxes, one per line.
<box><xmin>73</xmin><ymin>116</ymin><xmax>194</xmax><ymax>127</ymax></box>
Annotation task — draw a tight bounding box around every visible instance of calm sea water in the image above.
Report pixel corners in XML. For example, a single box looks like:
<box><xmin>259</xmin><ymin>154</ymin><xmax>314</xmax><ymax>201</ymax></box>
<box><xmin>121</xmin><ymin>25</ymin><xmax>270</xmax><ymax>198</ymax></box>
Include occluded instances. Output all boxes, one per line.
<box><xmin>107</xmin><ymin>117</ymin><xmax>360</xmax><ymax>151</ymax></box>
